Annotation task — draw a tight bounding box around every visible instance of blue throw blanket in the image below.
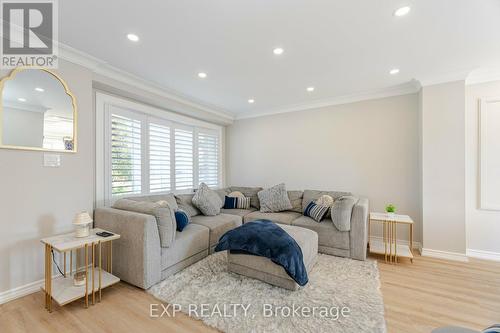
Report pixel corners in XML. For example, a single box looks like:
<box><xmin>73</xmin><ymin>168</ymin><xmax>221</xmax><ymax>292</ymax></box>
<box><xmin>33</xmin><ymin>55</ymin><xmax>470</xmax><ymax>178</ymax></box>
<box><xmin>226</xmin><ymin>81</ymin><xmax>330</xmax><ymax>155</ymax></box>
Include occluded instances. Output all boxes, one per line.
<box><xmin>215</xmin><ymin>219</ymin><xmax>308</xmax><ymax>286</ymax></box>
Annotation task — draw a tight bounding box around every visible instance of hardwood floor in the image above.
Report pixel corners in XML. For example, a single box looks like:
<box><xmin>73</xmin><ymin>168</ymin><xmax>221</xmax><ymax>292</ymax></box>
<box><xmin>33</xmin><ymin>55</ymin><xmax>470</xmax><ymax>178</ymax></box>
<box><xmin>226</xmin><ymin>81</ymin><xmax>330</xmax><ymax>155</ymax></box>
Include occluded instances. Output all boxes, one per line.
<box><xmin>1</xmin><ymin>254</ymin><xmax>499</xmax><ymax>333</ymax></box>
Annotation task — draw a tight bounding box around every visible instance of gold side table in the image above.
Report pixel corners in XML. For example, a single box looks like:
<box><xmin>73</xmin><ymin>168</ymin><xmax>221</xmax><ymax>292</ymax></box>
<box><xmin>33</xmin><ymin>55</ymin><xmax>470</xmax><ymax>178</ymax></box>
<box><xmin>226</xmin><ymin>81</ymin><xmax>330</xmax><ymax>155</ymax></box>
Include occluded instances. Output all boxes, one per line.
<box><xmin>368</xmin><ymin>212</ymin><xmax>414</xmax><ymax>264</ymax></box>
<box><xmin>41</xmin><ymin>228</ymin><xmax>120</xmax><ymax>312</ymax></box>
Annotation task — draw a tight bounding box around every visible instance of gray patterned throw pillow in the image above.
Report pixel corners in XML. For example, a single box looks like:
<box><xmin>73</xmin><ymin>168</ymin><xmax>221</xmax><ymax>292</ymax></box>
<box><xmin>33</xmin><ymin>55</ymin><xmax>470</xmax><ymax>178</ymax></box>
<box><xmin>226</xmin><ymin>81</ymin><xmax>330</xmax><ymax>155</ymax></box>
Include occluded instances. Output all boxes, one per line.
<box><xmin>192</xmin><ymin>183</ymin><xmax>223</xmax><ymax>216</ymax></box>
<box><xmin>258</xmin><ymin>183</ymin><xmax>293</xmax><ymax>213</ymax></box>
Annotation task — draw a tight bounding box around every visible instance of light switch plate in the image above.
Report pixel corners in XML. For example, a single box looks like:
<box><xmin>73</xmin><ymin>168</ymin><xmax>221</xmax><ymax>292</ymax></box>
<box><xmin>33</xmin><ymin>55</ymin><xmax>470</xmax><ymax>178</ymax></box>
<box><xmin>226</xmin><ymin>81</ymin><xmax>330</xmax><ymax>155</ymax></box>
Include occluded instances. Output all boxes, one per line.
<box><xmin>44</xmin><ymin>153</ymin><xmax>61</xmax><ymax>167</ymax></box>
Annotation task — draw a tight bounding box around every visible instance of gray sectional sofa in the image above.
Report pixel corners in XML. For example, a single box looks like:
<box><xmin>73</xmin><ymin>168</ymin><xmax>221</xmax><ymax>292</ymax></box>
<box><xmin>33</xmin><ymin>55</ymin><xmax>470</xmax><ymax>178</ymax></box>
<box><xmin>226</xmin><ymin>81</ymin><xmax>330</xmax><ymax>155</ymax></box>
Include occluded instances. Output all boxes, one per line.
<box><xmin>94</xmin><ymin>186</ymin><xmax>369</xmax><ymax>289</ymax></box>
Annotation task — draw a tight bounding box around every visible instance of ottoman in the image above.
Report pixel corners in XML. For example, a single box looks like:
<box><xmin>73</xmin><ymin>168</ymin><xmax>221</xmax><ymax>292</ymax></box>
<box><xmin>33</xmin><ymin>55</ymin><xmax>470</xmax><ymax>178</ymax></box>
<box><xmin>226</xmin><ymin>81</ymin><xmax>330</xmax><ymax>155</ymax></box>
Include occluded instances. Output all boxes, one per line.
<box><xmin>227</xmin><ymin>224</ymin><xmax>318</xmax><ymax>290</ymax></box>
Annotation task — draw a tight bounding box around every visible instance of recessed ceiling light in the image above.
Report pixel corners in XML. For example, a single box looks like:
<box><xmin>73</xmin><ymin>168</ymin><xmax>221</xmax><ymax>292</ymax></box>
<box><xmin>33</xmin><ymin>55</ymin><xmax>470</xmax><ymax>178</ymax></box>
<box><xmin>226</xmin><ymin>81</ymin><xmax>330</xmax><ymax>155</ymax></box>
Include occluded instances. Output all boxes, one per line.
<box><xmin>198</xmin><ymin>72</ymin><xmax>207</xmax><ymax>79</ymax></box>
<box><xmin>389</xmin><ymin>68</ymin><xmax>400</xmax><ymax>75</ymax></box>
<box><xmin>34</xmin><ymin>87</ymin><xmax>44</xmax><ymax>92</ymax></box>
<box><xmin>18</xmin><ymin>97</ymin><xmax>26</xmax><ymax>102</ymax></box>
<box><xmin>248</xmin><ymin>99</ymin><xmax>255</xmax><ymax>104</ymax></box>
<box><xmin>394</xmin><ymin>6</ymin><xmax>411</xmax><ymax>17</ymax></box>
<box><xmin>306</xmin><ymin>87</ymin><xmax>315</xmax><ymax>92</ymax></box>
<box><xmin>127</xmin><ymin>33</ymin><xmax>139</xmax><ymax>42</ymax></box>
<box><xmin>273</xmin><ymin>47</ymin><xmax>284</xmax><ymax>55</ymax></box>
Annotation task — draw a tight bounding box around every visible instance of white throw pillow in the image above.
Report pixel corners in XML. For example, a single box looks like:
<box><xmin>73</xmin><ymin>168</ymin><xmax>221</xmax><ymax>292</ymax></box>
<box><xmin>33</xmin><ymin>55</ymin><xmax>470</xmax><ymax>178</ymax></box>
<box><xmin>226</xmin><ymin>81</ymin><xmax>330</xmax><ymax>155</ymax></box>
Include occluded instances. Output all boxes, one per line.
<box><xmin>228</xmin><ymin>191</ymin><xmax>245</xmax><ymax>198</ymax></box>
<box><xmin>192</xmin><ymin>183</ymin><xmax>222</xmax><ymax>216</ymax></box>
<box><xmin>258</xmin><ymin>183</ymin><xmax>293</xmax><ymax>213</ymax></box>
<box><xmin>316</xmin><ymin>195</ymin><xmax>334</xmax><ymax>207</ymax></box>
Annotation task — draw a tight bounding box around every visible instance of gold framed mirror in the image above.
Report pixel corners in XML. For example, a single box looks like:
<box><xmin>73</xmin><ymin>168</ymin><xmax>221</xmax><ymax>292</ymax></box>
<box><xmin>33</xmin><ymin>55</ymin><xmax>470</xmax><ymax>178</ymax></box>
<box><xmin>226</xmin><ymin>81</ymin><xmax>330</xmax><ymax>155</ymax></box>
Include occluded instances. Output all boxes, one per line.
<box><xmin>0</xmin><ymin>67</ymin><xmax>77</xmax><ymax>152</ymax></box>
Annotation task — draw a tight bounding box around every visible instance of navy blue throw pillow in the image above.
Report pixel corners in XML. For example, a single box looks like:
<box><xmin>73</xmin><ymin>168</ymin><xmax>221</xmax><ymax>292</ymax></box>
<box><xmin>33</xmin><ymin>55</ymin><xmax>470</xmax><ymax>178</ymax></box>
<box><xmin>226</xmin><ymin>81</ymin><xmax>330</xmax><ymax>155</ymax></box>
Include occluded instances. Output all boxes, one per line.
<box><xmin>175</xmin><ymin>209</ymin><xmax>190</xmax><ymax>231</ymax></box>
<box><xmin>304</xmin><ymin>201</ymin><xmax>329</xmax><ymax>222</ymax></box>
<box><xmin>224</xmin><ymin>196</ymin><xmax>238</xmax><ymax>209</ymax></box>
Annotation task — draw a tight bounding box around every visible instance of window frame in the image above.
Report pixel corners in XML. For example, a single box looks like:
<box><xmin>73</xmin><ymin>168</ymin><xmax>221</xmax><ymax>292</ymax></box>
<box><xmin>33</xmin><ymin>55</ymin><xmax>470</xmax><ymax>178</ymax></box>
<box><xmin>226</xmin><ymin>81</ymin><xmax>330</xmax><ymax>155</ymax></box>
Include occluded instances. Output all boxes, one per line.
<box><xmin>96</xmin><ymin>92</ymin><xmax>224</xmax><ymax>207</ymax></box>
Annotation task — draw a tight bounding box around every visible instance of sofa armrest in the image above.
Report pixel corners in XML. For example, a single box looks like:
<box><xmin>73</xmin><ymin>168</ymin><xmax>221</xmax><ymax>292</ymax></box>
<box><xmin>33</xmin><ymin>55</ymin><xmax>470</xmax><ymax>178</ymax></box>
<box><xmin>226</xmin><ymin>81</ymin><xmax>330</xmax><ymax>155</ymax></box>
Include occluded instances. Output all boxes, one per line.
<box><xmin>94</xmin><ymin>207</ymin><xmax>161</xmax><ymax>289</ymax></box>
<box><xmin>350</xmin><ymin>198</ymin><xmax>369</xmax><ymax>260</ymax></box>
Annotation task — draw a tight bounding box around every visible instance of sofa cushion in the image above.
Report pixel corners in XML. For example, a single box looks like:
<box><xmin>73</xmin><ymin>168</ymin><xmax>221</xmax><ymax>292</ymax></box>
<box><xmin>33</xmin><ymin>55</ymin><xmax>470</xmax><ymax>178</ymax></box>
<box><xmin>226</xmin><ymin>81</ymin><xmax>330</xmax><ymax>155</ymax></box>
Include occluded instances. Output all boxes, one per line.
<box><xmin>161</xmin><ymin>223</ymin><xmax>209</xmax><ymax>270</ymax></box>
<box><xmin>113</xmin><ymin>198</ymin><xmax>176</xmax><ymax>248</ymax></box>
<box><xmin>220</xmin><ymin>208</ymin><xmax>257</xmax><ymax>217</ymax></box>
<box><xmin>191</xmin><ymin>213</ymin><xmax>242</xmax><ymax>247</ymax></box>
<box><xmin>287</xmin><ymin>190</ymin><xmax>304</xmax><ymax>213</ymax></box>
<box><xmin>258</xmin><ymin>183</ymin><xmax>293</xmax><ymax>212</ymax></box>
<box><xmin>331</xmin><ymin>196</ymin><xmax>358</xmax><ymax>231</ymax></box>
<box><xmin>192</xmin><ymin>183</ymin><xmax>222</xmax><ymax>216</ymax></box>
<box><xmin>302</xmin><ymin>190</ymin><xmax>352</xmax><ymax>217</ymax></box>
<box><xmin>292</xmin><ymin>215</ymin><xmax>350</xmax><ymax>250</ymax></box>
<box><xmin>227</xmin><ymin>224</ymin><xmax>318</xmax><ymax>290</ymax></box>
<box><xmin>175</xmin><ymin>193</ymin><xmax>200</xmax><ymax>217</ymax></box>
<box><xmin>229</xmin><ymin>186</ymin><xmax>263</xmax><ymax>209</ymax></box>
<box><xmin>243</xmin><ymin>211</ymin><xmax>302</xmax><ymax>225</ymax></box>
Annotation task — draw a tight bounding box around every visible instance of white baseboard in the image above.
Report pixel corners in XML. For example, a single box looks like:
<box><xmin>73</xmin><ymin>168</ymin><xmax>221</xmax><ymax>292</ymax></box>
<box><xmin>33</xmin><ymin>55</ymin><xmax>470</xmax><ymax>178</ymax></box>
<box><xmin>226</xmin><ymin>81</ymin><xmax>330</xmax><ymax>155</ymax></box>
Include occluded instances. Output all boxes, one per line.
<box><xmin>0</xmin><ymin>278</ymin><xmax>45</xmax><ymax>305</ymax></box>
<box><xmin>421</xmin><ymin>248</ymin><xmax>469</xmax><ymax>262</ymax></box>
<box><xmin>369</xmin><ymin>236</ymin><xmax>422</xmax><ymax>252</ymax></box>
<box><xmin>466</xmin><ymin>248</ymin><xmax>500</xmax><ymax>262</ymax></box>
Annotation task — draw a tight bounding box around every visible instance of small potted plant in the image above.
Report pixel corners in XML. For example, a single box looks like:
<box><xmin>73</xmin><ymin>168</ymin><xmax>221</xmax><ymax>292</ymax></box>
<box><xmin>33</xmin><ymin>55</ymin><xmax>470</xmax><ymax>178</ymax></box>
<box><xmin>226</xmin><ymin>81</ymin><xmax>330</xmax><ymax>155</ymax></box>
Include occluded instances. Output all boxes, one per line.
<box><xmin>385</xmin><ymin>204</ymin><xmax>396</xmax><ymax>218</ymax></box>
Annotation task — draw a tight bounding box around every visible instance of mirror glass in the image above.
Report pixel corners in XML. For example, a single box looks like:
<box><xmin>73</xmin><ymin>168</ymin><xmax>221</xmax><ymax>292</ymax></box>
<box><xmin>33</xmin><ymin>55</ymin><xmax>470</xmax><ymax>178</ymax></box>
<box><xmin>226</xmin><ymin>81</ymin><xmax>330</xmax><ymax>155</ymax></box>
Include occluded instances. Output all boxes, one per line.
<box><xmin>1</xmin><ymin>68</ymin><xmax>76</xmax><ymax>152</ymax></box>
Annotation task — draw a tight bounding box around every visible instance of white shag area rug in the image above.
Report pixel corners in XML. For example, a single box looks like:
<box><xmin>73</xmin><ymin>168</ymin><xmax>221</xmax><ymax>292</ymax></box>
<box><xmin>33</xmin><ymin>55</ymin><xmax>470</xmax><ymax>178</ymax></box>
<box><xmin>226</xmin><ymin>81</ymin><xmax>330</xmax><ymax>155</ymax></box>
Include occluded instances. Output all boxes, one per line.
<box><xmin>148</xmin><ymin>252</ymin><xmax>386</xmax><ymax>333</ymax></box>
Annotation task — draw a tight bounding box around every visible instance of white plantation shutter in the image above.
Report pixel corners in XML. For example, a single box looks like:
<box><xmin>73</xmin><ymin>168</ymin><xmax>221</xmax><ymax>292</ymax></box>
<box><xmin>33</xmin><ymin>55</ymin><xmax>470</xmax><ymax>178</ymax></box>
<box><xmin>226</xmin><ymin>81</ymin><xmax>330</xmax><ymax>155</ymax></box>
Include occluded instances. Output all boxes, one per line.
<box><xmin>110</xmin><ymin>113</ymin><xmax>142</xmax><ymax>196</ymax></box>
<box><xmin>101</xmin><ymin>95</ymin><xmax>223</xmax><ymax>204</ymax></box>
<box><xmin>198</xmin><ymin>130</ymin><xmax>219</xmax><ymax>187</ymax></box>
<box><xmin>174</xmin><ymin>127</ymin><xmax>194</xmax><ymax>190</ymax></box>
<box><xmin>149</xmin><ymin>122</ymin><xmax>171</xmax><ymax>193</ymax></box>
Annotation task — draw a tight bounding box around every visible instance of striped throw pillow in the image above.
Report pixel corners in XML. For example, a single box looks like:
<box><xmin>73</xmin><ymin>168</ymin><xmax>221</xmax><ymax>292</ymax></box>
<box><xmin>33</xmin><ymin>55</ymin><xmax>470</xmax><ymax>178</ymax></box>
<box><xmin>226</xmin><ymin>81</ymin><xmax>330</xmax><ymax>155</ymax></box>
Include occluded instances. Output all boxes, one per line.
<box><xmin>304</xmin><ymin>201</ymin><xmax>329</xmax><ymax>222</ymax></box>
<box><xmin>224</xmin><ymin>196</ymin><xmax>251</xmax><ymax>209</ymax></box>
<box><xmin>236</xmin><ymin>197</ymin><xmax>251</xmax><ymax>209</ymax></box>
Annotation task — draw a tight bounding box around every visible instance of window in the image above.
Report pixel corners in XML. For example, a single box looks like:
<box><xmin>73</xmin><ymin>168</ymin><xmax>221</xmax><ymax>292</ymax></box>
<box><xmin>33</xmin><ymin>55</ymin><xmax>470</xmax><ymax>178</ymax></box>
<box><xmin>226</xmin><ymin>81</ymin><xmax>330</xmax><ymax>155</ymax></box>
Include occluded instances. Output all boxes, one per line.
<box><xmin>174</xmin><ymin>128</ymin><xmax>194</xmax><ymax>190</ymax></box>
<box><xmin>149</xmin><ymin>122</ymin><xmax>171</xmax><ymax>193</ymax></box>
<box><xmin>97</xmin><ymin>93</ymin><xmax>223</xmax><ymax>205</ymax></box>
<box><xmin>198</xmin><ymin>130</ymin><xmax>219</xmax><ymax>187</ymax></box>
<box><xmin>110</xmin><ymin>113</ymin><xmax>141</xmax><ymax>196</ymax></box>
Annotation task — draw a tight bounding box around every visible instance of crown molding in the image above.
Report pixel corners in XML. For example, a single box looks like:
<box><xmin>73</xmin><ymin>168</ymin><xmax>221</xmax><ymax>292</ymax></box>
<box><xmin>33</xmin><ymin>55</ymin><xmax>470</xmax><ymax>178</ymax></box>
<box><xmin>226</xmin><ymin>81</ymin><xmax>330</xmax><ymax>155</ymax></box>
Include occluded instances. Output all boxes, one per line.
<box><xmin>57</xmin><ymin>43</ymin><xmax>235</xmax><ymax>121</ymax></box>
<box><xmin>466</xmin><ymin>67</ymin><xmax>500</xmax><ymax>86</ymax></box>
<box><xmin>417</xmin><ymin>70</ymin><xmax>471</xmax><ymax>87</ymax></box>
<box><xmin>235</xmin><ymin>80</ymin><xmax>421</xmax><ymax>120</ymax></box>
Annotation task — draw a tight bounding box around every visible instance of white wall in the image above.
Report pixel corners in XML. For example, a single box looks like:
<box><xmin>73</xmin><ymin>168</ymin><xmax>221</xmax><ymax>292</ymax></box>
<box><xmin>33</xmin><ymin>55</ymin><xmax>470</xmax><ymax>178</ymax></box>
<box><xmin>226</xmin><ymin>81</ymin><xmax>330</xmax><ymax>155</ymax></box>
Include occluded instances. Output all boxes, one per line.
<box><xmin>420</xmin><ymin>81</ymin><xmax>466</xmax><ymax>256</ymax></box>
<box><xmin>228</xmin><ymin>94</ymin><xmax>421</xmax><ymax>243</ymax></box>
<box><xmin>466</xmin><ymin>80</ymin><xmax>500</xmax><ymax>256</ymax></box>
<box><xmin>0</xmin><ymin>60</ymin><xmax>94</xmax><ymax>295</ymax></box>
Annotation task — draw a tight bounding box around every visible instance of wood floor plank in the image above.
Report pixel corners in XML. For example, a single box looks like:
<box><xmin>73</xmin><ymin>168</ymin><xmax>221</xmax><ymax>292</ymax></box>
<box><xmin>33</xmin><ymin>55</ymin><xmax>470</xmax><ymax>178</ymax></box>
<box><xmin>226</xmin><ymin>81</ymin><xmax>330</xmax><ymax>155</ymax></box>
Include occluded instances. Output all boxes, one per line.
<box><xmin>0</xmin><ymin>254</ymin><xmax>499</xmax><ymax>333</ymax></box>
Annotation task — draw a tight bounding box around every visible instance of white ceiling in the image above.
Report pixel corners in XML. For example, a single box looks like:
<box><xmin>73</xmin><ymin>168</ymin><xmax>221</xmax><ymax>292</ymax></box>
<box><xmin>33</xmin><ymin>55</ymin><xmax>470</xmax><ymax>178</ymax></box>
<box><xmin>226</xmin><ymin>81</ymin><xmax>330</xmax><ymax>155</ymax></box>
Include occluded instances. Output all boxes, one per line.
<box><xmin>59</xmin><ymin>0</ymin><xmax>500</xmax><ymax>117</ymax></box>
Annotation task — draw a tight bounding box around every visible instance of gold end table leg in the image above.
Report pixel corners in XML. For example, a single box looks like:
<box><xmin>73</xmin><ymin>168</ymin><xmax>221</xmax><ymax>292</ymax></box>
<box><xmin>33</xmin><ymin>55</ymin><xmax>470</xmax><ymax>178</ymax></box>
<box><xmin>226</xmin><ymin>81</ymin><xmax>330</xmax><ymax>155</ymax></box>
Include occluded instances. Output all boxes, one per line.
<box><xmin>389</xmin><ymin>222</ymin><xmax>393</xmax><ymax>263</ymax></box>
<box><xmin>110</xmin><ymin>240</ymin><xmax>113</xmax><ymax>274</ymax></box>
<box><xmin>99</xmin><ymin>241</ymin><xmax>102</xmax><ymax>302</ymax></box>
<box><xmin>47</xmin><ymin>245</ymin><xmax>52</xmax><ymax>312</ymax></box>
<box><xmin>44</xmin><ymin>244</ymin><xmax>48</xmax><ymax>309</ymax></box>
<box><xmin>410</xmin><ymin>224</ymin><xmax>414</xmax><ymax>263</ymax></box>
<box><xmin>394</xmin><ymin>223</ymin><xmax>398</xmax><ymax>264</ymax></box>
<box><xmin>63</xmin><ymin>251</ymin><xmax>66</xmax><ymax>277</ymax></box>
<box><xmin>85</xmin><ymin>244</ymin><xmax>88</xmax><ymax>308</ymax></box>
<box><xmin>92</xmin><ymin>243</ymin><xmax>95</xmax><ymax>305</ymax></box>
<box><xmin>384</xmin><ymin>222</ymin><xmax>387</xmax><ymax>262</ymax></box>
